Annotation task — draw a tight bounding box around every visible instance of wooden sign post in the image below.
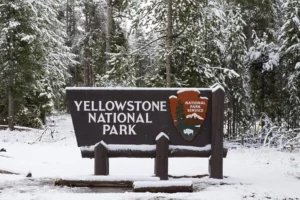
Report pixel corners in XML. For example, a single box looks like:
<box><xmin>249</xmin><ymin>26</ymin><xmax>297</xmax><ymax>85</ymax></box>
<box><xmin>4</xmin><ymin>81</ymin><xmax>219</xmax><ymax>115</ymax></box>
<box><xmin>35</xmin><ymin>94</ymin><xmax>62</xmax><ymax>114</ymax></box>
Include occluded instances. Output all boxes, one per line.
<box><xmin>66</xmin><ymin>84</ymin><xmax>227</xmax><ymax>180</ymax></box>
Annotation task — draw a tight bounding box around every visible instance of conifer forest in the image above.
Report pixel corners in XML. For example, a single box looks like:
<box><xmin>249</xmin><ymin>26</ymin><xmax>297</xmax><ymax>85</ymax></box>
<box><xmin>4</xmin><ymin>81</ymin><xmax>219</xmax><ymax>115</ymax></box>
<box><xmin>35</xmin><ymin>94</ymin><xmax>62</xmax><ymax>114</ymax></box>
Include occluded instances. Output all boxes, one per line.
<box><xmin>0</xmin><ymin>0</ymin><xmax>300</xmax><ymax>149</ymax></box>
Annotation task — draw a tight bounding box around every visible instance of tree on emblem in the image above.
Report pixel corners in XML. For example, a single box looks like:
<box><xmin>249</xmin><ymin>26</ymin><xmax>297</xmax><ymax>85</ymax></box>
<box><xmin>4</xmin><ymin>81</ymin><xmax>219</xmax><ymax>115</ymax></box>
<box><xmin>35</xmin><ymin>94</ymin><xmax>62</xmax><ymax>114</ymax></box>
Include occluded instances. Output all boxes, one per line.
<box><xmin>176</xmin><ymin>100</ymin><xmax>185</xmax><ymax>124</ymax></box>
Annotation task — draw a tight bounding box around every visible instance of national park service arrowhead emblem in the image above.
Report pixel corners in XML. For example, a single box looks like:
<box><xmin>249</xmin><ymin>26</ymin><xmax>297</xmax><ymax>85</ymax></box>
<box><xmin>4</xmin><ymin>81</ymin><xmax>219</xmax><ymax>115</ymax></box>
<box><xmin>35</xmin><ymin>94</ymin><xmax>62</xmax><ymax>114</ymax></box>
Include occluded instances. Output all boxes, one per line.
<box><xmin>169</xmin><ymin>90</ymin><xmax>208</xmax><ymax>141</ymax></box>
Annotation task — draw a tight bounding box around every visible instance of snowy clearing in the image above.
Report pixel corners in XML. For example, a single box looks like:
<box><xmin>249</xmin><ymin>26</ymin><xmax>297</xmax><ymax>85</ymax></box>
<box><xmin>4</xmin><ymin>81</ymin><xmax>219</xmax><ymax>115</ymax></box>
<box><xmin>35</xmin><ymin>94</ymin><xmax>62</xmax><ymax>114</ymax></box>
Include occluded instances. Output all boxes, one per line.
<box><xmin>0</xmin><ymin>114</ymin><xmax>300</xmax><ymax>200</ymax></box>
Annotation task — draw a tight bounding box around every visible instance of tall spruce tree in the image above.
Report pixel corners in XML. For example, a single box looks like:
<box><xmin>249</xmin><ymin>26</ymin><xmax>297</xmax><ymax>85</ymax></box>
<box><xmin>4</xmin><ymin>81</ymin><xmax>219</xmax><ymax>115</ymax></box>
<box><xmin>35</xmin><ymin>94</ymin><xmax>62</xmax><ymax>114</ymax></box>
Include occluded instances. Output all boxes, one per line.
<box><xmin>279</xmin><ymin>0</ymin><xmax>300</xmax><ymax>128</ymax></box>
<box><xmin>0</xmin><ymin>0</ymin><xmax>75</xmax><ymax>128</ymax></box>
<box><xmin>0</xmin><ymin>0</ymin><xmax>44</xmax><ymax>129</ymax></box>
<box><xmin>222</xmin><ymin>4</ymin><xmax>253</xmax><ymax>137</ymax></box>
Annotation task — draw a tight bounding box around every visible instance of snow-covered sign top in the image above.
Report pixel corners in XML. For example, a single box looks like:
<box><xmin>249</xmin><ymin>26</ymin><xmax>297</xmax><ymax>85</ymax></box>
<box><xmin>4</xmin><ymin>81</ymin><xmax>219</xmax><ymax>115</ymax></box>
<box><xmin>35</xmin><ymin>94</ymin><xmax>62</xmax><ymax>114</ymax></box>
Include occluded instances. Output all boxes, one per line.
<box><xmin>66</xmin><ymin>83</ymin><xmax>224</xmax><ymax>151</ymax></box>
<box><xmin>66</xmin><ymin>87</ymin><xmax>213</xmax><ymax>91</ymax></box>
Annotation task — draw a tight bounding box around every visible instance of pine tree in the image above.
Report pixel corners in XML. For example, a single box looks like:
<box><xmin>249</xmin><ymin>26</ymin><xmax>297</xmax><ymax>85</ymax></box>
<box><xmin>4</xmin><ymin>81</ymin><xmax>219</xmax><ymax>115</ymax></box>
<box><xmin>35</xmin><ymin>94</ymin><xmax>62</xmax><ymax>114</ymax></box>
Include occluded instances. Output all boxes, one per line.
<box><xmin>222</xmin><ymin>4</ymin><xmax>253</xmax><ymax>137</ymax></box>
<box><xmin>278</xmin><ymin>0</ymin><xmax>300</xmax><ymax>128</ymax></box>
<box><xmin>129</xmin><ymin>0</ymin><xmax>231</xmax><ymax>87</ymax></box>
<box><xmin>247</xmin><ymin>32</ymin><xmax>281</xmax><ymax>122</ymax></box>
<box><xmin>230</xmin><ymin>0</ymin><xmax>277</xmax><ymax>48</ymax></box>
<box><xmin>0</xmin><ymin>0</ymin><xmax>75</xmax><ymax>128</ymax></box>
<box><xmin>80</xmin><ymin>0</ymin><xmax>129</xmax><ymax>87</ymax></box>
<box><xmin>0</xmin><ymin>0</ymin><xmax>44</xmax><ymax>129</ymax></box>
<box><xmin>31</xmin><ymin>0</ymin><xmax>76</xmax><ymax>118</ymax></box>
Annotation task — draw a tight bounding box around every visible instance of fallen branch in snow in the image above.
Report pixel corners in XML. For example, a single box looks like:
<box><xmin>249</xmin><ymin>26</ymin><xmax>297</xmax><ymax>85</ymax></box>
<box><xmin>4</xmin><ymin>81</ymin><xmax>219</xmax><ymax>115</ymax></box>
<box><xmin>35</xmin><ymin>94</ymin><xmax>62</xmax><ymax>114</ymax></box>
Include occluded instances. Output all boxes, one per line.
<box><xmin>0</xmin><ymin>169</ymin><xmax>32</xmax><ymax>177</ymax></box>
<box><xmin>0</xmin><ymin>149</ymin><xmax>14</xmax><ymax>158</ymax></box>
<box><xmin>0</xmin><ymin>170</ymin><xmax>20</xmax><ymax>175</ymax></box>
<box><xmin>55</xmin><ymin>179</ymin><xmax>133</xmax><ymax>188</ymax></box>
<box><xmin>0</xmin><ymin>154</ymin><xmax>12</xmax><ymax>159</ymax></box>
<box><xmin>28</xmin><ymin>128</ymin><xmax>49</xmax><ymax>144</ymax></box>
<box><xmin>57</xmin><ymin>137</ymin><xmax>66</xmax><ymax>141</ymax></box>
<box><xmin>27</xmin><ymin>125</ymin><xmax>59</xmax><ymax>144</ymax></box>
<box><xmin>35</xmin><ymin>128</ymin><xmax>48</xmax><ymax>142</ymax></box>
<box><xmin>55</xmin><ymin>176</ymin><xmax>159</xmax><ymax>188</ymax></box>
<box><xmin>0</xmin><ymin>125</ymin><xmax>42</xmax><ymax>131</ymax></box>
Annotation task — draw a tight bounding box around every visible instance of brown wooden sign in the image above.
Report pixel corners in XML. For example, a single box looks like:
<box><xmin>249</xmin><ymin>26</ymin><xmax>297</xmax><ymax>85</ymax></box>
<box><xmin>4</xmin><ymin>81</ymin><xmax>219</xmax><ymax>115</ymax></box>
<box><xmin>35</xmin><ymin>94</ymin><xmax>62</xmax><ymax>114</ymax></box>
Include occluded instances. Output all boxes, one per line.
<box><xmin>66</xmin><ymin>85</ymin><xmax>226</xmax><ymax>180</ymax></box>
<box><xmin>66</xmin><ymin>88</ymin><xmax>213</xmax><ymax>147</ymax></box>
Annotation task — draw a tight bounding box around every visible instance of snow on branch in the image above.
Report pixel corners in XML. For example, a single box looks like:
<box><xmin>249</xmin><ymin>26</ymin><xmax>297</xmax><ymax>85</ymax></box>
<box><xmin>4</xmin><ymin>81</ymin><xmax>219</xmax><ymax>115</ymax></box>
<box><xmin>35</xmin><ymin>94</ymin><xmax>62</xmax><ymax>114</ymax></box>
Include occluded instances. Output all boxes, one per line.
<box><xmin>205</xmin><ymin>66</ymin><xmax>240</xmax><ymax>79</ymax></box>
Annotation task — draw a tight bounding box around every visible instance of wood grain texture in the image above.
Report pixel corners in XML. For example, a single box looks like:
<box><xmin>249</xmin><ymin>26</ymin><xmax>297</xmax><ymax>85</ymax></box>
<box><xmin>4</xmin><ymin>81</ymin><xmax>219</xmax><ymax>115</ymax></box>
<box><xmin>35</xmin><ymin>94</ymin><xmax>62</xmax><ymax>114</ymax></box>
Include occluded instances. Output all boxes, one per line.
<box><xmin>155</xmin><ymin>136</ymin><xmax>169</xmax><ymax>180</ymax></box>
<box><xmin>54</xmin><ymin>179</ymin><xmax>132</xmax><ymax>188</ymax></box>
<box><xmin>209</xmin><ymin>88</ymin><xmax>225</xmax><ymax>179</ymax></box>
<box><xmin>133</xmin><ymin>185</ymin><xmax>193</xmax><ymax>193</ymax></box>
<box><xmin>94</xmin><ymin>142</ymin><xmax>109</xmax><ymax>175</ymax></box>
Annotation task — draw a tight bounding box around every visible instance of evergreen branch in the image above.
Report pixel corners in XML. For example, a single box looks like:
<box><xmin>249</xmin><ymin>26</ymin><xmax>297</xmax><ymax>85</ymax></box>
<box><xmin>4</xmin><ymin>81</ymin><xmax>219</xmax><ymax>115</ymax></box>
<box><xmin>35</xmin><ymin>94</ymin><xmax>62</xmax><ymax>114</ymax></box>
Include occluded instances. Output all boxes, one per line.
<box><xmin>205</xmin><ymin>66</ymin><xmax>240</xmax><ymax>78</ymax></box>
<box><xmin>129</xmin><ymin>1</ymin><xmax>161</xmax><ymax>34</ymax></box>
<box><xmin>129</xmin><ymin>27</ymin><xmax>189</xmax><ymax>56</ymax></box>
<box><xmin>129</xmin><ymin>35</ymin><xmax>167</xmax><ymax>55</ymax></box>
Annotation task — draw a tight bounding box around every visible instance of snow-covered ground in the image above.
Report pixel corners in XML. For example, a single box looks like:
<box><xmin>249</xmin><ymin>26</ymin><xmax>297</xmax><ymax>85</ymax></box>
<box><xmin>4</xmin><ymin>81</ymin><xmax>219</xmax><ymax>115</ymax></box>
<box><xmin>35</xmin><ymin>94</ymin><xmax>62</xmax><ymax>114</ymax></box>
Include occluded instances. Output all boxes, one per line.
<box><xmin>0</xmin><ymin>115</ymin><xmax>299</xmax><ymax>200</ymax></box>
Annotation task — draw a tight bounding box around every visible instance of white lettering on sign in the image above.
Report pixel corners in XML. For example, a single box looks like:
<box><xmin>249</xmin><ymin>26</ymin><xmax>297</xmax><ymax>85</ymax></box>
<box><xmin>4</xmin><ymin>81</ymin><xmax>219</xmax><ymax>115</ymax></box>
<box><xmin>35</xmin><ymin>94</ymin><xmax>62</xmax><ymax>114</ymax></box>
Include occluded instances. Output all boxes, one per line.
<box><xmin>84</xmin><ymin>101</ymin><xmax>90</xmax><ymax>111</ymax></box>
<box><xmin>185</xmin><ymin>101</ymin><xmax>205</xmax><ymax>113</ymax></box>
<box><xmin>106</xmin><ymin>101</ymin><xmax>115</xmax><ymax>111</ymax></box>
<box><xmin>161</xmin><ymin>102</ymin><xmax>167</xmax><ymax>111</ymax></box>
<box><xmin>127</xmin><ymin>101</ymin><xmax>134</xmax><ymax>111</ymax></box>
<box><xmin>91</xmin><ymin>101</ymin><xmax>97</xmax><ymax>111</ymax></box>
<box><xmin>88</xmin><ymin>113</ymin><xmax>153</xmax><ymax>124</ymax></box>
<box><xmin>103</xmin><ymin>124</ymin><xmax>137</xmax><ymax>135</ymax></box>
<box><xmin>74</xmin><ymin>101</ymin><xmax>82</xmax><ymax>111</ymax></box>
<box><xmin>76</xmin><ymin>100</ymin><xmax>167</xmax><ymax>136</ymax></box>
<box><xmin>74</xmin><ymin>101</ymin><xmax>168</xmax><ymax>112</ymax></box>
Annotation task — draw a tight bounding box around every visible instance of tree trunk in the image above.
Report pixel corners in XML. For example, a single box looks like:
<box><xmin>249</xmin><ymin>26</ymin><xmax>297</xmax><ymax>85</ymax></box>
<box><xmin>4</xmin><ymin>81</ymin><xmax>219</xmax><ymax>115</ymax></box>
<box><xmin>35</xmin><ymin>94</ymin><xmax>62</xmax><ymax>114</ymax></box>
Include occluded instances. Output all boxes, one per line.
<box><xmin>261</xmin><ymin>72</ymin><xmax>265</xmax><ymax>113</ymax></box>
<box><xmin>66</xmin><ymin>0</ymin><xmax>78</xmax><ymax>86</ymax></box>
<box><xmin>245</xmin><ymin>26</ymin><xmax>253</xmax><ymax>50</ymax></box>
<box><xmin>89</xmin><ymin>49</ymin><xmax>94</xmax><ymax>86</ymax></box>
<box><xmin>106</xmin><ymin>0</ymin><xmax>112</xmax><ymax>70</ymax></box>
<box><xmin>84</xmin><ymin>2</ymin><xmax>90</xmax><ymax>86</ymax></box>
<box><xmin>233</xmin><ymin>101</ymin><xmax>236</xmax><ymax>137</ymax></box>
<box><xmin>8</xmin><ymin>89</ymin><xmax>14</xmax><ymax>131</ymax></box>
<box><xmin>166</xmin><ymin>0</ymin><xmax>172</xmax><ymax>87</ymax></box>
<box><xmin>227</xmin><ymin>112</ymin><xmax>231</xmax><ymax>138</ymax></box>
<box><xmin>66</xmin><ymin>0</ymin><xmax>69</xmax><ymax>34</ymax></box>
<box><xmin>8</xmin><ymin>5</ymin><xmax>15</xmax><ymax>131</ymax></box>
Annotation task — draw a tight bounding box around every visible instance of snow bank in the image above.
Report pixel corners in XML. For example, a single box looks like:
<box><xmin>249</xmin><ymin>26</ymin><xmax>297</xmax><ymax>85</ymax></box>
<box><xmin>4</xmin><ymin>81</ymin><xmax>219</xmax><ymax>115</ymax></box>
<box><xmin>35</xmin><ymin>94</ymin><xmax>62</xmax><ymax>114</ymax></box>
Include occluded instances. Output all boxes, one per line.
<box><xmin>0</xmin><ymin>114</ymin><xmax>76</xmax><ymax>146</ymax></box>
<box><xmin>1</xmin><ymin>114</ymin><xmax>300</xmax><ymax>200</ymax></box>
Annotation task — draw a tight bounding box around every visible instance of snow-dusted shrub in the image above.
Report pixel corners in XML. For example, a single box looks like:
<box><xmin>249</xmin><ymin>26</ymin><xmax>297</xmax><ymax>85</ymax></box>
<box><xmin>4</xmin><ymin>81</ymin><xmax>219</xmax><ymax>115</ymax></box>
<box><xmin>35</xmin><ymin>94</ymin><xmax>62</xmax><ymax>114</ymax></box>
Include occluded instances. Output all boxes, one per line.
<box><xmin>259</xmin><ymin>113</ymin><xmax>300</xmax><ymax>151</ymax></box>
